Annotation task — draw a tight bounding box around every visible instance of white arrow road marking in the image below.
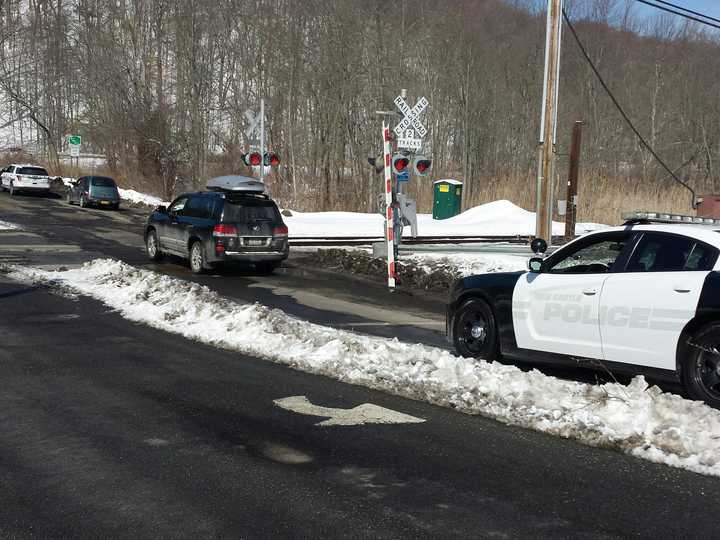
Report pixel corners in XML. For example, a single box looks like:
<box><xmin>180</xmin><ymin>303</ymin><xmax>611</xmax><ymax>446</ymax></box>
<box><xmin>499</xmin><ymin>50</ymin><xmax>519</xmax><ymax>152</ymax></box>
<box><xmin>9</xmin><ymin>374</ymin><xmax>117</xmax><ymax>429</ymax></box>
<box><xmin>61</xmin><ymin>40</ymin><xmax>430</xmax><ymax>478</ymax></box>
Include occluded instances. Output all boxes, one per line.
<box><xmin>273</xmin><ymin>396</ymin><xmax>425</xmax><ymax>427</ymax></box>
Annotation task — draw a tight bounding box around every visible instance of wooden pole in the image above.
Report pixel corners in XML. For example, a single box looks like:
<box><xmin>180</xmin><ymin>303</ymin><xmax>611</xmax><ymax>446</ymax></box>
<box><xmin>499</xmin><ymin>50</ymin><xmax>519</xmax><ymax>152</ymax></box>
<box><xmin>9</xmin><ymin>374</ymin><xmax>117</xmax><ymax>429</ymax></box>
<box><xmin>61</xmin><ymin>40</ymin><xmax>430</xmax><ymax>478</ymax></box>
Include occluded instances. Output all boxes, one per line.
<box><xmin>536</xmin><ymin>0</ymin><xmax>563</xmax><ymax>242</ymax></box>
<box><xmin>564</xmin><ymin>121</ymin><xmax>583</xmax><ymax>239</ymax></box>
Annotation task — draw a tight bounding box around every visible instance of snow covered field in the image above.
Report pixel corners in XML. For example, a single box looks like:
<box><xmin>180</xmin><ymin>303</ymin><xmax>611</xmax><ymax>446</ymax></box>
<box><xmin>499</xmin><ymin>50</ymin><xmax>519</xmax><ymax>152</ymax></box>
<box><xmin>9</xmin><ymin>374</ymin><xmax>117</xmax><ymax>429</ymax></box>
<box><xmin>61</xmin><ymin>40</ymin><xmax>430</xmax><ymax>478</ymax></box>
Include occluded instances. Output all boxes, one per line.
<box><xmin>8</xmin><ymin>258</ymin><xmax>720</xmax><ymax>478</ymax></box>
<box><xmin>285</xmin><ymin>200</ymin><xmax>607</xmax><ymax>238</ymax></box>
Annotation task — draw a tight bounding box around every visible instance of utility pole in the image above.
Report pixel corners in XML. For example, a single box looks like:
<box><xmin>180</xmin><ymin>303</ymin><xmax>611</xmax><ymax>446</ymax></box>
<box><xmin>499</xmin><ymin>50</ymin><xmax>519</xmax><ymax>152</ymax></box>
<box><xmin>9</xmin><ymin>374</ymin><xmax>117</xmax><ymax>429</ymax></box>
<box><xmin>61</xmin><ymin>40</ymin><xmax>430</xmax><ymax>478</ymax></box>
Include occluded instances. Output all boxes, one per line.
<box><xmin>564</xmin><ymin>121</ymin><xmax>583</xmax><ymax>239</ymax></box>
<box><xmin>259</xmin><ymin>98</ymin><xmax>265</xmax><ymax>183</ymax></box>
<box><xmin>536</xmin><ymin>0</ymin><xmax>563</xmax><ymax>242</ymax></box>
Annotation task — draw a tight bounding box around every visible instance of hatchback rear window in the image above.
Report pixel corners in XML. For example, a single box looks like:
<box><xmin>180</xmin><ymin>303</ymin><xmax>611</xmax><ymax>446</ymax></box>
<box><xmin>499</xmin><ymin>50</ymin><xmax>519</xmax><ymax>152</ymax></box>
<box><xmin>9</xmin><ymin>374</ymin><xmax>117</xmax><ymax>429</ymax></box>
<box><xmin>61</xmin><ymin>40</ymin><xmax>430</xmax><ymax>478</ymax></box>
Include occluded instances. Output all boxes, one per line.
<box><xmin>18</xmin><ymin>167</ymin><xmax>48</xmax><ymax>176</ymax></box>
<box><xmin>222</xmin><ymin>199</ymin><xmax>280</xmax><ymax>222</ymax></box>
<box><xmin>90</xmin><ymin>177</ymin><xmax>116</xmax><ymax>187</ymax></box>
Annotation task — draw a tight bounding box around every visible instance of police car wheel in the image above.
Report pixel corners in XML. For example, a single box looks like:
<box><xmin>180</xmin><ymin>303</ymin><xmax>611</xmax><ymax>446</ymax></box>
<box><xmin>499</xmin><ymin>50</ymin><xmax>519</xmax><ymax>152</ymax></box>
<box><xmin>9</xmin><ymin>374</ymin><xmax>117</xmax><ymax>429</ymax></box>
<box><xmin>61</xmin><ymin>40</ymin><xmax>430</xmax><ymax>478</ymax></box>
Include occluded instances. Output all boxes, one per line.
<box><xmin>453</xmin><ymin>298</ymin><xmax>499</xmax><ymax>360</ymax></box>
<box><xmin>683</xmin><ymin>322</ymin><xmax>720</xmax><ymax>407</ymax></box>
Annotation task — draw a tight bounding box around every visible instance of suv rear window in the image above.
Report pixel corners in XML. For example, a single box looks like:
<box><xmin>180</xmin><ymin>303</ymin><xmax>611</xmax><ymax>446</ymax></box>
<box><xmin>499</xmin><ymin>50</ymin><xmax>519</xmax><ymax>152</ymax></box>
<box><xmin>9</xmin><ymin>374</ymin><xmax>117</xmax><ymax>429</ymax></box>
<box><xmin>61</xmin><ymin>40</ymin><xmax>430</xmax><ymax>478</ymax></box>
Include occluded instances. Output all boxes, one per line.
<box><xmin>18</xmin><ymin>167</ymin><xmax>48</xmax><ymax>176</ymax></box>
<box><xmin>90</xmin><ymin>177</ymin><xmax>116</xmax><ymax>187</ymax></box>
<box><xmin>222</xmin><ymin>198</ymin><xmax>280</xmax><ymax>222</ymax></box>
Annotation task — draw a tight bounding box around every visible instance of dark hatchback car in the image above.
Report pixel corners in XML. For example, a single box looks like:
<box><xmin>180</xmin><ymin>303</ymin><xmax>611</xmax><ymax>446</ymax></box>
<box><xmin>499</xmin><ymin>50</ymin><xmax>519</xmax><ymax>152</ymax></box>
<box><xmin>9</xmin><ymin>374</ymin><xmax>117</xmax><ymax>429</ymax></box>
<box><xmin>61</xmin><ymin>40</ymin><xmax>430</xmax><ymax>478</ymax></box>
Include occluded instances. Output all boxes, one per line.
<box><xmin>144</xmin><ymin>191</ymin><xmax>289</xmax><ymax>274</ymax></box>
<box><xmin>67</xmin><ymin>176</ymin><xmax>121</xmax><ymax>209</ymax></box>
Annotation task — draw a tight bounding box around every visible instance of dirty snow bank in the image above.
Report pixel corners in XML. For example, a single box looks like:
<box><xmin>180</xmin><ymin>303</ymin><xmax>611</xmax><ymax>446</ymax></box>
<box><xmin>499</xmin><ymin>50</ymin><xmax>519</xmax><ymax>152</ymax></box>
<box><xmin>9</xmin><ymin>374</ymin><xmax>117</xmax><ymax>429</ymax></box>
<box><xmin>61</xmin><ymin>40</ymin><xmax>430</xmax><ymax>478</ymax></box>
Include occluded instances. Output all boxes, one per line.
<box><xmin>0</xmin><ymin>219</ymin><xmax>19</xmax><ymax>230</ymax></box>
<box><xmin>117</xmin><ymin>188</ymin><xmax>169</xmax><ymax>208</ymax></box>
<box><xmin>9</xmin><ymin>259</ymin><xmax>720</xmax><ymax>477</ymax></box>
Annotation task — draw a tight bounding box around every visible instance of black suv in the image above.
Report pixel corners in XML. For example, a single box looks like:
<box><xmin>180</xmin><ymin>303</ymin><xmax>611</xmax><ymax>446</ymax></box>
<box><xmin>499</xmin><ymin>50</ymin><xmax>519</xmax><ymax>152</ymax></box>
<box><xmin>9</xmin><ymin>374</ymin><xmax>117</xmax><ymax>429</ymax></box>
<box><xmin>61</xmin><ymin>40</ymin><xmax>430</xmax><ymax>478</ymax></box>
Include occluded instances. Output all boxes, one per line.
<box><xmin>144</xmin><ymin>191</ymin><xmax>289</xmax><ymax>273</ymax></box>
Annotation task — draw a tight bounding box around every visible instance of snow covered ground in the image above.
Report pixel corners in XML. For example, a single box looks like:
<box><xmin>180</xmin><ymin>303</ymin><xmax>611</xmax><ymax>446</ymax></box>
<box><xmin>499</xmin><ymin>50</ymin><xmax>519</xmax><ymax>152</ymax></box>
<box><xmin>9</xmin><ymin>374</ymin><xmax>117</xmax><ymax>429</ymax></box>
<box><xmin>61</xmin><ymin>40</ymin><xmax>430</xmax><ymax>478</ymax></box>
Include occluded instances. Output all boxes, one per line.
<box><xmin>402</xmin><ymin>251</ymin><xmax>529</xmax><ymax>277</ymax></box>
<box><xmin>116</xmin><ymin>188</ymin><xmax>169</xmax><ymax>208</ymax></box>
<box><xmin>284</xmin><ymin>200</ymin><xmax>608</xmax><ymax>238</ymax></box>
<box><xmin>0</xmin><ymin>219</ymin><xmax>19</xmax><ymax>230</ymax></box>
<box><xmin>8</xmin><ymin>258</ymin><xmax>720</xmax><ymax>478</ymax></box>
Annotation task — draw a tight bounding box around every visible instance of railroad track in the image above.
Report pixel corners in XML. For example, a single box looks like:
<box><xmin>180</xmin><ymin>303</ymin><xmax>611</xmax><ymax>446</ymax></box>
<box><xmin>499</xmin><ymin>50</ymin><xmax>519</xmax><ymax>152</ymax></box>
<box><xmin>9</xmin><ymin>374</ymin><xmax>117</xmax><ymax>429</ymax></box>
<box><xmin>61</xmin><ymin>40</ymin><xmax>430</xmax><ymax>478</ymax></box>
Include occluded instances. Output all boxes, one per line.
<box><xmin>289</xmin><ymin>235</ymin><xmax>569</xmax><ymax>247</ymax></box>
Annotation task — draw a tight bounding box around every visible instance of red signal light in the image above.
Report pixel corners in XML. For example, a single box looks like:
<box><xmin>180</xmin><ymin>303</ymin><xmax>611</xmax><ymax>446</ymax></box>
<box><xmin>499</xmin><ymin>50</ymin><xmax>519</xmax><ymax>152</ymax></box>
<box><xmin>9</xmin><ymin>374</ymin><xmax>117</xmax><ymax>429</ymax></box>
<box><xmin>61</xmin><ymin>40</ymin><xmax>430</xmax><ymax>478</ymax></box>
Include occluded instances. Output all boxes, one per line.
<box><xmin>264</xmin><ymin>152</ymin><xmax>281</xmax><ymax>167</ymax></box>
<box><xmin>393</xmin><ymin>157</ymin><xmax>409</xmax><ymax>172</ymax></box>
<box><xmin>248</xmin><ymin>152</ymin><xmax>262</xmax><ymax>166</ymax></box>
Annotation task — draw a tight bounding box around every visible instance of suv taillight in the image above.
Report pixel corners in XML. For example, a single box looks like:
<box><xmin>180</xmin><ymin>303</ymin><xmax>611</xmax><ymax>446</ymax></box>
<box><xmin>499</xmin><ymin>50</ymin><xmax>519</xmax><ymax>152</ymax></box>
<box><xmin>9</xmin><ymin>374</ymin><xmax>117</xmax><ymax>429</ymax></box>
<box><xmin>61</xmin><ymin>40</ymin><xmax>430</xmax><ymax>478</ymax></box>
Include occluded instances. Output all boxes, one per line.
<box><xmin>213</xmin><ymin>224</ymin><xmax>238</xmax><ymax>236</ymax></box>
<box><xmin>272</xmin><ymin>224</ymin><xmax>288</xmax><ymax>236</ymax></box>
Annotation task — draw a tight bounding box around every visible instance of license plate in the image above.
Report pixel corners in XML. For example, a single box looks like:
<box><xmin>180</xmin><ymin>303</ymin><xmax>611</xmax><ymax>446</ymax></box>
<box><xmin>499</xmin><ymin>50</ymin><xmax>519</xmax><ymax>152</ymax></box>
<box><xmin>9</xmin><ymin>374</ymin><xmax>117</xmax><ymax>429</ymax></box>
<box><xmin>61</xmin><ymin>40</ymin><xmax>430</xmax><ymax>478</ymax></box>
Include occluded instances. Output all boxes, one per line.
<box><xmin>101</xmin><ymin>201</ymin><xmax>110</xmax><ymax>205</ymax></box>
<box><xmin>247</xmin><ymin>239</ymin><xmax>264</xmax><ymax>246</ymax></box>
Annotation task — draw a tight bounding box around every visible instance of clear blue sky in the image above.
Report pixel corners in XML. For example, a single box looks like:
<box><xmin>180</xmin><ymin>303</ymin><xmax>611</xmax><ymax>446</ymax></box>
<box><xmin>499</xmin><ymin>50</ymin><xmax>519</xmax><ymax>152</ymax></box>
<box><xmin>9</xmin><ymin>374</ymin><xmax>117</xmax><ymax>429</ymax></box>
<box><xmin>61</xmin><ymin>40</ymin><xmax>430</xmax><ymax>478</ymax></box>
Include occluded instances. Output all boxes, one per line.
<box><xmin>633</xmin><ymin>0</ymin><xmax>720</xmax><ymax>19</ymax></box>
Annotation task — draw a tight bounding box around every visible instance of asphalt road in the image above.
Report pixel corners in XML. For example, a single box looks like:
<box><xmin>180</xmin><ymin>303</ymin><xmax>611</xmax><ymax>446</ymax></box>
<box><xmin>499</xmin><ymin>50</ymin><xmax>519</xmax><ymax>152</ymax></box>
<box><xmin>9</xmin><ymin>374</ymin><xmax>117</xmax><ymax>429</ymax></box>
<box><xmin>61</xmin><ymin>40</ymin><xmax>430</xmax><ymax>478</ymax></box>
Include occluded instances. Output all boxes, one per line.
<box><xmin>0</xmin><ymin>189</ymin><xmax>719</xmax><ymax>538</ymax></box>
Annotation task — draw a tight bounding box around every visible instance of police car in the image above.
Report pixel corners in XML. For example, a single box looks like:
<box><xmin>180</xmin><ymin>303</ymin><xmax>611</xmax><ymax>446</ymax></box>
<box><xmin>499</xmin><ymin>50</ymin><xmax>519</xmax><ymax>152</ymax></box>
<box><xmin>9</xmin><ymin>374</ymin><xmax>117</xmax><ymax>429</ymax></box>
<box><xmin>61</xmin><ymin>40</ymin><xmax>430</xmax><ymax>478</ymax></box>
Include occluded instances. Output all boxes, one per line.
<box><xmin>447</xmin><ymin>212</ymin><xmax>720</xmax><ymax>406</ymax></box>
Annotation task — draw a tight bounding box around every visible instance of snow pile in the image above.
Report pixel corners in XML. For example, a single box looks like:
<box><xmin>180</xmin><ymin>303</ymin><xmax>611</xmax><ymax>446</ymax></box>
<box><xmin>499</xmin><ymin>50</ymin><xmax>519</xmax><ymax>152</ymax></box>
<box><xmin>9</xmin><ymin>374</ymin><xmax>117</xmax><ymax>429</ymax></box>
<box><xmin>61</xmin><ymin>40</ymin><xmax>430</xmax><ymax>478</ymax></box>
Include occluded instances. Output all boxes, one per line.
<box><xmin>403</xmin><ymin>251</ymin><xmax>529</xmax><ymax>277</ymax></box>
<box><xmin>117</xmin><ymin>188</ymin><xmax>169</xmax><ymax>208</ymax></box>
<box><xmin>285</xmin><ymin>200</ymin><xmax>607</xmax><ymax>238</ymax></box>
<box><xmin>0</xmin><ymin>219</ymin><xmax>19</xmax><ymax>230</ymax></box>
<box><xmin>8</xmin><ymin>258</ymin><xmax>720</xmax><ymax>477</ymax></box>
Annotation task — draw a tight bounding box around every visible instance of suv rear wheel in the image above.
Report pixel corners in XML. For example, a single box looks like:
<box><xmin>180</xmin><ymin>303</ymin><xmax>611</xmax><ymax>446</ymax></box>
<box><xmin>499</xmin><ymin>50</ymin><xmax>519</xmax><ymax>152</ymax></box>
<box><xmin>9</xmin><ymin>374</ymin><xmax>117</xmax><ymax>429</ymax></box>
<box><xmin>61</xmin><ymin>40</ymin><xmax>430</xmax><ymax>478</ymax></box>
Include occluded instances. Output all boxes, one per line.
<box><xmin>682</xmin><ymin>322</ymin><xmax>720</xmax><ymax>407</ymax></box>
<box><xmin>189</xmin><ymin>241</ymin><xmax>207</xmax><ymax>274</ymax></box>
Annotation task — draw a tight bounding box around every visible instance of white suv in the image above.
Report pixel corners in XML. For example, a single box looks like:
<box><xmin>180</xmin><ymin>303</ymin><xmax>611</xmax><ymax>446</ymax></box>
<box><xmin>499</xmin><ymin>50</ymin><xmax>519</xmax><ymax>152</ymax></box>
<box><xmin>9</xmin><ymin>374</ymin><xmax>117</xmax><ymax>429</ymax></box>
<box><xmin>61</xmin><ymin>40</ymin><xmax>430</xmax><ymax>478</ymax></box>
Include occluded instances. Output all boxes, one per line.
<box><xmin>0</xmin><ymin>164</ymin><xmax>52</xmax><ymax>196</ymax></box>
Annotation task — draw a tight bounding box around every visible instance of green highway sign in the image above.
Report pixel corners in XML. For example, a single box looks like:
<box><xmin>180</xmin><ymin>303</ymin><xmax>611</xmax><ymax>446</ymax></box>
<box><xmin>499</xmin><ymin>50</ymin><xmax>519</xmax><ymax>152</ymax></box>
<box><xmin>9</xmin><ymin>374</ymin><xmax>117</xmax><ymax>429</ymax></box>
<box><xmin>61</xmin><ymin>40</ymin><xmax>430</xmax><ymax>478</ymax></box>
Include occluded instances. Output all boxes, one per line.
<box><xmin>68</xmin><ymin>135</ymin><xmax>81</xmax><ymax>145</ymax></box>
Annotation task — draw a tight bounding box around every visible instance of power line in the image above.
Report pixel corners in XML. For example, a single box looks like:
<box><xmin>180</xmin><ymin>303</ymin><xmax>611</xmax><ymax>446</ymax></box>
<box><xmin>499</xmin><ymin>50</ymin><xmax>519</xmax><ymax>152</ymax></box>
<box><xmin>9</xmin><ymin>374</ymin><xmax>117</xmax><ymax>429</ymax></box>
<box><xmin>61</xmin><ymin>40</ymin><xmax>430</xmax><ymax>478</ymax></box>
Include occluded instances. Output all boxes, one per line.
<box><xmin>635</xmin><ymin>0</ymin><xmax>720</xmax><ymax>31</ymax></box>
<box><xmin>561</xmin><ymin>9</ymin><xmax>698</xmax><ymax>206</ymax></box>
<box><xmin>650</xmin><ymin>0</ymin><xmax>720</xmax><ymax>25</ymax></box>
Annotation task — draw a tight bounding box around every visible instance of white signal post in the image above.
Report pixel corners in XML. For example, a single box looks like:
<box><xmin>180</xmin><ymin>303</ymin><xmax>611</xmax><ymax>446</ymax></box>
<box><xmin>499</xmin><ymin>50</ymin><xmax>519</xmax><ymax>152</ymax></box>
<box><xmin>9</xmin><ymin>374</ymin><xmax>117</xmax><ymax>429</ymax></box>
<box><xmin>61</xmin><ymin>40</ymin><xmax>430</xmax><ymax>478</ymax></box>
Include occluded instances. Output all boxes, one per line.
<box><xmin>383</xmin><ymin>124</ymin><xmax>396</xmax><ymax>288</ymax></box>
<box><xmin>259</xmin><ymin>98</ymin><xmax>265</xmax><ymax>183</ymax></box>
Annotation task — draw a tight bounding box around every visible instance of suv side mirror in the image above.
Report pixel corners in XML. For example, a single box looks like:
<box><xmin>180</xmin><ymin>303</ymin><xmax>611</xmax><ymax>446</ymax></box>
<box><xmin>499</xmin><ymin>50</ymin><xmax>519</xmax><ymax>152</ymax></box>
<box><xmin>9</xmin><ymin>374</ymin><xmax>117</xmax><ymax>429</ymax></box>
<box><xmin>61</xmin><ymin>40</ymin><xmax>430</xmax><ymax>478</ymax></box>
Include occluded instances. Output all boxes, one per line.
<box><xmin>528</xmin><ymin>257</ymin><xmax>544</xmax><ymax>273</ymax></box>
<box><xmin>156</xmin><ymin>205</ymin><xmax>167</xmax><ymax>214</ymax></box>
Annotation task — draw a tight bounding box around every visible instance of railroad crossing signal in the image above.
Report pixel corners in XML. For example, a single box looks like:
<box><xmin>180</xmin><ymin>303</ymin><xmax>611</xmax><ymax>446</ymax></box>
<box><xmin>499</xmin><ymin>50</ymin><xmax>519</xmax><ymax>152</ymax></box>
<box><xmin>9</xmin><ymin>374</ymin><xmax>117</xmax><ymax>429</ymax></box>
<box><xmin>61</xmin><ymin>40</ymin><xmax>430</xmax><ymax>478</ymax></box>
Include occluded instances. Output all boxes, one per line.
<box><xmin>393</xmin><ymin>96</ymin><xmax>428</xmax><ymax>151</ymax></box>
<box><xmin>392</xmin><ymin>153</ymin><xmax>410</xmax><ymax>173</ymax></box>
<box><xmin>264</xmin><ymin>152</ymin><xmax>280</xmax><ymax>167</ymax></box>
<box><xmin>244</xmin><ymin>109</ymin><xmax>261</xmax><ymax>142</ymax></box>
<box><xmin>242</xmin><ymin>151</ymin><xmax>262</xmax><ymax>167</ymax></box>
<box><xmin>413</xmin><ymin>155</ymin><xmax>432</xmax><ymax>176</ymax></box>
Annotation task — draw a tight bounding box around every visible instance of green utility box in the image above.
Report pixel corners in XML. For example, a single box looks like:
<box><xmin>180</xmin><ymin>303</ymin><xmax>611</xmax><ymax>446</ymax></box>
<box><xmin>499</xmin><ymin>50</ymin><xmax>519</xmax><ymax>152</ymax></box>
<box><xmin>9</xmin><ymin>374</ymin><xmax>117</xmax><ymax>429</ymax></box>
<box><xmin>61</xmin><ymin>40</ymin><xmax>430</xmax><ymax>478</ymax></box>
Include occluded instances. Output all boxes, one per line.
<box><xmin>433</xmin><ymin>179</ymin><xmax>463</xmax><ymax>219</ymax></box>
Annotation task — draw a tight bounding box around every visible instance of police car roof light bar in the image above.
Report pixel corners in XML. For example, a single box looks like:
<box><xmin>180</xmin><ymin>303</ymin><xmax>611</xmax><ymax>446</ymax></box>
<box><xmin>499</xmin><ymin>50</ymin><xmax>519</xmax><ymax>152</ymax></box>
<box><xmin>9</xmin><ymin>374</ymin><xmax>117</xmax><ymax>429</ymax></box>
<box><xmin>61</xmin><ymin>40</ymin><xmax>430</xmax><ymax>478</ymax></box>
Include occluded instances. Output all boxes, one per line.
<box><xmin>622</xmin><ymin>211</ymin><xmax>720</xmax><ymax>226</ymax></box>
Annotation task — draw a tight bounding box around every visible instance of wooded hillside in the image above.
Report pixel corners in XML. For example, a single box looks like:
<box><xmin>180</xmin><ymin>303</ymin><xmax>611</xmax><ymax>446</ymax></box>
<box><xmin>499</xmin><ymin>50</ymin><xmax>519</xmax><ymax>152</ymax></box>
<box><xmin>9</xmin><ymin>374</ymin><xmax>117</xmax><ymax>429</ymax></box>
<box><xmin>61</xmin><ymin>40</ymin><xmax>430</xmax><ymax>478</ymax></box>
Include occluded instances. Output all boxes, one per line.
<box><xmin>1</xmin><ymin>0</ymin><xmax>718</xmax><ymax>222</ymax></box>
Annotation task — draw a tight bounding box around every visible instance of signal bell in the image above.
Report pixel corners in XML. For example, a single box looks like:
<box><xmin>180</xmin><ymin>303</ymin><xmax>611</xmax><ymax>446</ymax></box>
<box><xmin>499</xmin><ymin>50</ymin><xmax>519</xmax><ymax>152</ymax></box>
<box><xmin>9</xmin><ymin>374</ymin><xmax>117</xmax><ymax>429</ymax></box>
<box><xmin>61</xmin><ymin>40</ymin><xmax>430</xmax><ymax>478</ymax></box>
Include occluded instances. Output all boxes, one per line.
<box><xmin>413</xmin><ymin>155</ymin><xmax>432</xmax><ymax>176</ymax></box>
<box><xmin>392</xmin><ymin>153</ymin><xmax>410</xmax><ymax>173</ymax></box>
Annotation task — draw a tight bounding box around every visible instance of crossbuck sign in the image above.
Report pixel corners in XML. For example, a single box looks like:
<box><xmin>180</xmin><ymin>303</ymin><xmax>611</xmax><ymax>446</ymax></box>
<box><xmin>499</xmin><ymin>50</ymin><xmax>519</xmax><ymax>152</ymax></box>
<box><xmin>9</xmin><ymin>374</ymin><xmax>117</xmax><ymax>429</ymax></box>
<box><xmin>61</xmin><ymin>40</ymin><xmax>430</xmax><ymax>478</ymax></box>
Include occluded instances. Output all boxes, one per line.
<box><xmin>244</xmin><ymin>109</ymin><xmax>261</xmax><ymax>142</ymax></box>
<box><xmin>393</xmin><ymin>96</ymin><xmax>428</xmax><ymax>151</ymax></box>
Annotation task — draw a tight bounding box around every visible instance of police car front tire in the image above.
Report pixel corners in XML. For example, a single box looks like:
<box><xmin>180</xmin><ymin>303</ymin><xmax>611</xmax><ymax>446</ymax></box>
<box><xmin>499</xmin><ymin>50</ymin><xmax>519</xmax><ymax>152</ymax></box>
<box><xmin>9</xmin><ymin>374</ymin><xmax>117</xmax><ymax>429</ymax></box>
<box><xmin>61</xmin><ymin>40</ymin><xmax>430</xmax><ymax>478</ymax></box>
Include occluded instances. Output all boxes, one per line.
<box><xmin>683</xmin><ymin>322</ymin><xmax>720</xmax><ymax>407</ymax></box>
<box><xmin>453</xmin><ymin>298</ymin><xmax>500</xmax><ymax>361</ymax></box>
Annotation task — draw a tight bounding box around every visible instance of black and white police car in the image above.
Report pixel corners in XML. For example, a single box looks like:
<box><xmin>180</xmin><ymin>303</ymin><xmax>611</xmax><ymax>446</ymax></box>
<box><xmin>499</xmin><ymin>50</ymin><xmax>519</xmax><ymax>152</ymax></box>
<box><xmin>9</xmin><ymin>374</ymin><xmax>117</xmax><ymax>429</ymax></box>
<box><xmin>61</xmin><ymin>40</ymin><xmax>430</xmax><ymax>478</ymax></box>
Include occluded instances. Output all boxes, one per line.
<box><xmin>447</xmin><ymin>212</ymin><xmax>720</xmax><ymax>406</ymax></box>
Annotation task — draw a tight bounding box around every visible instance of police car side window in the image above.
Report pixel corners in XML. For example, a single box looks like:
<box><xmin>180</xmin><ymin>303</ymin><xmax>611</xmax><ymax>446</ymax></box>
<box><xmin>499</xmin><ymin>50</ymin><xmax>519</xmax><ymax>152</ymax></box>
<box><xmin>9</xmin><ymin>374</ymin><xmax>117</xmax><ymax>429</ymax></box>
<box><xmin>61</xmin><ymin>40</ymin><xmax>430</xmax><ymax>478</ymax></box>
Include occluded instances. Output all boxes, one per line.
<box><xmin>626</xmin><ymin>233</ymin><xmax>718</xmax><ymax>272</ymax></box>
<box><xmin>547</xmin><ymin>236</ymin><xmax>629</xmax><ymax>274</ymax></box>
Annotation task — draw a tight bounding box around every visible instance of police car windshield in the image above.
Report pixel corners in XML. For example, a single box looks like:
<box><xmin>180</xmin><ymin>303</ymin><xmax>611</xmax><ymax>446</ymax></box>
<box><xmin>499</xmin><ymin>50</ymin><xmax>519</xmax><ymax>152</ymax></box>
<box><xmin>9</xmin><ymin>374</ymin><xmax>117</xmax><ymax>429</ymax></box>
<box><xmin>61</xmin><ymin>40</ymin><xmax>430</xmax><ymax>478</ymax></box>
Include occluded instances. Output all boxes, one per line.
<box><xmin>223</xmin><ymin>199</ymin><xmax>279</xmax><ymax>222</ymax></box>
